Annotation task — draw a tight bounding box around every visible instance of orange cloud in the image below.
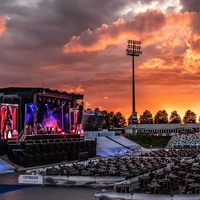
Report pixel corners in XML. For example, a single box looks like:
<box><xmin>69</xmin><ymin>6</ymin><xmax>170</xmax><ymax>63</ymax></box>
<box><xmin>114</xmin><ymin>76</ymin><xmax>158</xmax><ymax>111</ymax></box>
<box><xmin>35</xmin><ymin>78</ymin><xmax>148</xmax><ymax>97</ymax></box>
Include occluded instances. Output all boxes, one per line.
<box><xmin>63</xmin><ymin>22</ymin><xmax>126</xmax><ymax>53</ymax></box>
<box><xmin>58</xmin><ymin>84</ymin><xmax>85</xmax><ymax>94</ymax></box>
<box><xmin>63</xmin><ymin>9</ymin><xmax>166</xmax><ymax>53</ymax></box>
<box><xmin>0</xmin><ymin>16</ymin><xmax>6</xmax><ymax>34</ymax></box>
<box><xmin>61</xmin><ymin>9</ymin><xmax>200</xmax><ymax>120</ymax></box>
<box><xmin>139</xmin><ymin>58</ymin><xmax>171</xmax><ymax>70</ymax></box>
<box><xmin>138</xmin><ymin>11</ymin><xmax>200</xmax><ymax>76</ymax></box>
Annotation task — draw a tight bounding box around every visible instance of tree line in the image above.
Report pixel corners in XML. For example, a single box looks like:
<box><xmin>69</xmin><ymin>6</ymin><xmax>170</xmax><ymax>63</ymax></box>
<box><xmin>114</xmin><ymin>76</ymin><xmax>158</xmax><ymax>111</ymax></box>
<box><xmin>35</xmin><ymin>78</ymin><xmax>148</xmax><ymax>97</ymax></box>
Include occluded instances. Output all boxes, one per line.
<box><xmin>135</xmin><ymin>109</ymin><xmax>197</xmax><ymax>124</ymax></box>
<box><xmin>84</xmin><ymin>108</ymin><xmax>199</xmax><ymax>131</ymax></box>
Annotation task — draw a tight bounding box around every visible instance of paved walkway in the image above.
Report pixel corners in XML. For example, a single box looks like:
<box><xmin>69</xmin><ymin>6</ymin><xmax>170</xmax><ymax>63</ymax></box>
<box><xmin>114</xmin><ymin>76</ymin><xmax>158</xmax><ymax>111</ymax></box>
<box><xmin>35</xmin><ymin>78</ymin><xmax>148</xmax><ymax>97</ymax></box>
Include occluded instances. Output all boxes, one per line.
<box><xmin>2</xmin><ymin>170</ymin><xmax>200</xmax><ymax>200</ymax></box>
<box><xmin>0</xmin><ymin>170</ymin><xmax>111</xmax><ymax>200</ymax></box>
<box><xmin>165</xmin><ymin>135</ymin><xmax>176</xmax><ymax>149</ymax></box>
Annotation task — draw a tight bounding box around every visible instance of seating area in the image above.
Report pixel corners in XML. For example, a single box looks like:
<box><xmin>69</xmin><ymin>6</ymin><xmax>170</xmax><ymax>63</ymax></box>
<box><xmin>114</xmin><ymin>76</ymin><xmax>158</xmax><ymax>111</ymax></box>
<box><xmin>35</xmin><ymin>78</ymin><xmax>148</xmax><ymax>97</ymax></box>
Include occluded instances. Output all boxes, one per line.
<box><xmin>141</xmin><ymin>148</ymin><xmax>200</xmax><ymax>158</ymax></box>
<box><xmin>114</xmin><ymin>149</ymin><xmax>200</xmax><ymax>195</ymax></box>
<box><xmin>27</xmin><ymin>154</ymin><xmax>167</xmax><ymax>179</ymax></box>
<box><xmin>36</xmin><ymin>148</ymin><xmax>200</xmax><ymax>195</ymax></box>
<box><xmin>172</xmin><ymin>133</ymin><xmax>200</xmax><ymax>149</ymax></box>
<box><xmin>21</xmin><ymin>141</ymin><xmax>200</xmax><ymax>196</ymax></box>
<box><xmin>135</xmin><ymin>158</ymin><xmax>200</xmax><ymax>195</ymax></box>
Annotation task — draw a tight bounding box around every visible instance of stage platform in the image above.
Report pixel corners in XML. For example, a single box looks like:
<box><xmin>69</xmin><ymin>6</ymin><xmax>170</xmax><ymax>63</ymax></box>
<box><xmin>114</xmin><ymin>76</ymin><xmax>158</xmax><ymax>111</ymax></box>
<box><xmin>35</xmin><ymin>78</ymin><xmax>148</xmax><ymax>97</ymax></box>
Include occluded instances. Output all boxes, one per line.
<box><xmin>1</xmin><ymin>133</ymin><xmax>96</xmax><ymax>168</ymax></box>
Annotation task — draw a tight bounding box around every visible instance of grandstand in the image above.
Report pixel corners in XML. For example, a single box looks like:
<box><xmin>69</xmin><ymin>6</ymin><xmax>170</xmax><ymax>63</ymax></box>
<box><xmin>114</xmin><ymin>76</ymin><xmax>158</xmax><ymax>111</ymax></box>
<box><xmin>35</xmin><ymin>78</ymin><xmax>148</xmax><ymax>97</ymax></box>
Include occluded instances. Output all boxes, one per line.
<box><xmin>96</xmin><ymin>135</ymin><xmax>144</xmax><ymax>157</ymax></box>
<box><xmin>172</xmin><ymin>133</ymin><xmax>200</xmax><ymax>149</ymax></box>
<box><xmin>125</xmin><ymin>123</ymin><xmax>200</xmax><ymax>135</ymax></box>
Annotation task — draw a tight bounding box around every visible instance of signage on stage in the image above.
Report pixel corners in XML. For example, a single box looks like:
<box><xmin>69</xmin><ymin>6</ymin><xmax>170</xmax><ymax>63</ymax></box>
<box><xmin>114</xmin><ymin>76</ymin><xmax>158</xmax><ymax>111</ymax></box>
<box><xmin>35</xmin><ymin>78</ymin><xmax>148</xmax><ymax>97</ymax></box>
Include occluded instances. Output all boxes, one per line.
<box><xmin>18</xmin><ymin>175</ymin><xmax>43</xmax><ymax>184</ymax></box>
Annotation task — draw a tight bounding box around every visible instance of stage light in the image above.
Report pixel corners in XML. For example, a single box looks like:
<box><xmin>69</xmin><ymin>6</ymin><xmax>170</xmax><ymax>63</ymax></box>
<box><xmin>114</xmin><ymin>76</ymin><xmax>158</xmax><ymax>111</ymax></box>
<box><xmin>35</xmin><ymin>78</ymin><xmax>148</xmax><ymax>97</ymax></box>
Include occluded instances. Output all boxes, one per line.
<box><xmin>8</xmin><ymin>131</ymin><xmax>12</xmax><ymax>139</ymax></box>
<box><xmin>52</xmin><ymin>99</ymin><xmax>55</xmax><ymax>104</ymax></box>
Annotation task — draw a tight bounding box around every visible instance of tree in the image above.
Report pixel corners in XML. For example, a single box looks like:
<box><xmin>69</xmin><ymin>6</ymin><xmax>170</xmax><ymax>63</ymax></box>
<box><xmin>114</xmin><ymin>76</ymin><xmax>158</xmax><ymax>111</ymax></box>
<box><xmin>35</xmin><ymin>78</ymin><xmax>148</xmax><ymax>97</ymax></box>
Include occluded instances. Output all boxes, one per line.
<box><xmin>107</xmin><ymin>111</ymin><xmax>115</xmax><ymax>129</ymax></box>
<box><xmin>127</xmin><ymin>115</ymin><xmax>132</xmax><ymax>125</ymax></box>
<box><xmin>154</xmin><ymin>110</ymin><xmax>168</xmax><ymax>124</ymax></box>
<box><xmin>112</xmin><ymin>112</ymin><xmax>126</xmax><ymax>128</ymax></box>
<box><xmin>183</xmin><ymin>110</ymin><xmax>197</xmax><ymax>123</ymax></box>
<box><xmin>102</xmin><ymin>110</ymin><xmax>127</xmax><ymax>129</ymax></box>
<box><xmin>101</xmin><ymin>110</ymin><xmax>110</xmax><ymax>129</ymax></box>
<box><xmin>169</xmin><ymin>110</ymin><xmax>182</xmax><ymax>123</ymax></box>
<box><xmin>139</xmin><ymin>110</ymin><xmax>153</xmax><ymax>124</ymax></box>
<box><xmin>101</xmin><ymin>110</ymin><xmax>108</xmax><ymax>116</ymax></box>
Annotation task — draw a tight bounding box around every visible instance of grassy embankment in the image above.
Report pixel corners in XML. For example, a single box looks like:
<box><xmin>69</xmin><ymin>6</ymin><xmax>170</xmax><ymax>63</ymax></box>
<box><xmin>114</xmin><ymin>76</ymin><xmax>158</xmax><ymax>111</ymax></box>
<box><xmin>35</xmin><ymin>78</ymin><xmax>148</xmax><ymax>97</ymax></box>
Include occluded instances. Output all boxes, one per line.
<box><xmin>125</xmin><ymin>135</ymin><xmax>171</xmax><ymax>148</ymax></box>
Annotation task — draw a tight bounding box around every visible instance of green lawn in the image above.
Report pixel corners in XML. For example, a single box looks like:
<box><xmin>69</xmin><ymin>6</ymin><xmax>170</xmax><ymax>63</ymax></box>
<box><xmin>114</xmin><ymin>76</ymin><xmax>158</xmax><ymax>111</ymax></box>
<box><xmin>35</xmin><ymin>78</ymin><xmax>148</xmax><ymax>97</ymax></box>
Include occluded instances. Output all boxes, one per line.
<box><xmin>125</xmin><ymin>135</ymin><xmax>171</xmax><ymax>148</ymax></box>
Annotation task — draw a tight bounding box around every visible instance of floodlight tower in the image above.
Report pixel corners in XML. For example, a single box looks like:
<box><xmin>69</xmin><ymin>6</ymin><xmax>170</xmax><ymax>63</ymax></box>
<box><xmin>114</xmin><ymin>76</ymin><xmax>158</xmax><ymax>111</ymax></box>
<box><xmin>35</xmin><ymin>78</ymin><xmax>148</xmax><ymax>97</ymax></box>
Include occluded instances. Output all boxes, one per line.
<box><xmin>126</xmin><ymin>40</ymin><xmax>142</xmax><ymax>124</ymax></box>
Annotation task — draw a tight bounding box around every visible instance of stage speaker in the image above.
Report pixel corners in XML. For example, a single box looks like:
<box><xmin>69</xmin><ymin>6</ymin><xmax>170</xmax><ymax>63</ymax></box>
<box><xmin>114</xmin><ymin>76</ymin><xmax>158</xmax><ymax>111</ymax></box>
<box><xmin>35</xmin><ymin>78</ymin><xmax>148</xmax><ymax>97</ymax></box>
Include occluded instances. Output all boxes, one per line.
<box><xmin>68</xmin><ymin>151</ymin><xmax>78</xmax><ymax>161</ymax></box>
<box><xmin>0</xmin><ymin>141</ymin><xmax>8</xmax><ymax>156</ymax></box>
<box><xmin>25</xmin><ymin>143</ymin><xmax>35</xmax><ymax>156</ymax></box>
<box><xmin>78</xmin><ymin>152</ymin><xmax>88</xmax><ymax>161</ymax></box>
<box><xmin>77</xmin><ymin>104</ymin><xmax>83</xmax><ymax>124</ymax></box>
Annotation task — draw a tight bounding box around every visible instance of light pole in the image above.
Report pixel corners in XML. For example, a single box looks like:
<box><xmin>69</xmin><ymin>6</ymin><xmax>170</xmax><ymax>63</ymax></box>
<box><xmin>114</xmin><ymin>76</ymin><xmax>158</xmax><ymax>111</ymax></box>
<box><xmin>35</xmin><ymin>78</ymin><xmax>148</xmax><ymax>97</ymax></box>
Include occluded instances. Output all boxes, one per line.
<box><xmin>126</xmin><ymin>40</ymin><xmax>142</xmax><ymax>125</ymax></box>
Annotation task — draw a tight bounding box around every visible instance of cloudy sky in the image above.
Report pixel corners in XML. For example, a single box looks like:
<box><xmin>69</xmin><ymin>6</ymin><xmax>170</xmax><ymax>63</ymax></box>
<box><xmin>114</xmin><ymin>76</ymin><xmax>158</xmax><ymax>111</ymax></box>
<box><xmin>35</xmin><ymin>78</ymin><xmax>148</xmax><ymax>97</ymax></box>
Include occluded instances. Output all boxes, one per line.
<box><xmin>0</xmin><ymin>0</ymin><xmax>200</xmax><ymax>120</ymax></box>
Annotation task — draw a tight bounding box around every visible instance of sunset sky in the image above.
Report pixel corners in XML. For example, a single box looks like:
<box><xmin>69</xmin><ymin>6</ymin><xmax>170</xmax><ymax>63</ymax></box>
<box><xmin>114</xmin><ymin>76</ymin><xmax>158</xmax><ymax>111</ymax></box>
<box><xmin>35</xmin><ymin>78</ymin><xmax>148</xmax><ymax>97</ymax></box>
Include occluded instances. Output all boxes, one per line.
<box><xmin>0</xmin><ymin>0</ymin><xmax>200</xmax><ymax>120</ymax></box>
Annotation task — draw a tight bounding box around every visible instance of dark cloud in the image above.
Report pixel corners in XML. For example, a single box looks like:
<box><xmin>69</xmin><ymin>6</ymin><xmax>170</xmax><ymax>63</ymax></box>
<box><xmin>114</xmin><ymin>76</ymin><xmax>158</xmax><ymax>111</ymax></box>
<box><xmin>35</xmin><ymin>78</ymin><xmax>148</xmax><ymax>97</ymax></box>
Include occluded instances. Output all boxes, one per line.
<box><xmin>180</xmin><ymin>0</ymin><xmax>200</xmax><ymax>12</ymax></box>
<box><xmin>0</xmin><ymin>0</ymin><xmax>199</xmax><ymax>118</ymax></box>
<box><xmin>134</xmin><ymin>9</ymin><xmax>166</xmax><ymax>33</ymax></box>
<box><xmin>0</xmin><ymin>0</ymin><xmax>134</xmax><ymax>74</ymax></box>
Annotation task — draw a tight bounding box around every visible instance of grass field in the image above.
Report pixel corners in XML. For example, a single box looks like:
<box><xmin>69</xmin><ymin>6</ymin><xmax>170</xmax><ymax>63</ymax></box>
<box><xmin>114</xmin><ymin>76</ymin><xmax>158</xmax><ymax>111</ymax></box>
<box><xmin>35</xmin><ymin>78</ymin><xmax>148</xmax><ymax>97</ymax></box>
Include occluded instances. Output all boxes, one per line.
<box><xmin>125</xmin><ymin>135</ymin><xmax>171</xmax><ymax>148</ymax></box>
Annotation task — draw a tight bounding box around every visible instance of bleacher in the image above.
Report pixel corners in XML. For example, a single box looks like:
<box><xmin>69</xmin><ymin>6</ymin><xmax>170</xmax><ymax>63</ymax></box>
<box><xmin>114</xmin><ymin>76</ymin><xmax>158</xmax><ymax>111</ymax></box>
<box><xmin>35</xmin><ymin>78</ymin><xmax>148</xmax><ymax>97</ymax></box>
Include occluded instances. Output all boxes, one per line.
<box><xmin>96</xmin><ymin>136</ymin><xmax>142</xmax><ymax>157</ymax></box>
<box><xmin>172</xmin><ymin>133</ymin><xmax>200</xmax><ymax>149</ymax></box>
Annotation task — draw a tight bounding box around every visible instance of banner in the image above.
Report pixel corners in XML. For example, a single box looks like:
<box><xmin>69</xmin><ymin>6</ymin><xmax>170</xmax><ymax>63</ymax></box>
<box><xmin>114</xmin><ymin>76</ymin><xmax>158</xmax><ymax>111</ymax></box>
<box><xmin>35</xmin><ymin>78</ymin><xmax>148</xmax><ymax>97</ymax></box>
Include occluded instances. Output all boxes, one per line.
<box><xmin>18</xmin><ymin>175</ymin><xmax>43</xmax><ymax>185</ymax></box>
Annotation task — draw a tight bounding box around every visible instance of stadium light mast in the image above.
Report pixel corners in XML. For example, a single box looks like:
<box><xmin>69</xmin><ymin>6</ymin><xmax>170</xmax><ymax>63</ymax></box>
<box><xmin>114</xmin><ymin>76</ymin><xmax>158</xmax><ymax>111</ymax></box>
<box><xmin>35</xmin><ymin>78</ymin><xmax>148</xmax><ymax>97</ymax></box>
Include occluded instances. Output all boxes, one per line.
<box><xmin>126</xmin><ymin>40</ymin><xmax>142</xmax><ymax>124</ymax></box>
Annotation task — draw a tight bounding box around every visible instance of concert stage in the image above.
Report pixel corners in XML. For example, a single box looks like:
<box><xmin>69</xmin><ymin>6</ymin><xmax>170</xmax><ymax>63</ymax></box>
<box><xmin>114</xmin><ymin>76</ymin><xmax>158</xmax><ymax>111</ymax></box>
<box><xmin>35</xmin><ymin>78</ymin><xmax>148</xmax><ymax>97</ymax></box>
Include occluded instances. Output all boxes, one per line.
<box><xmin>0</xmin><ymin>87</ymin><xmax>97</xmax><ymax>167</ymax></box>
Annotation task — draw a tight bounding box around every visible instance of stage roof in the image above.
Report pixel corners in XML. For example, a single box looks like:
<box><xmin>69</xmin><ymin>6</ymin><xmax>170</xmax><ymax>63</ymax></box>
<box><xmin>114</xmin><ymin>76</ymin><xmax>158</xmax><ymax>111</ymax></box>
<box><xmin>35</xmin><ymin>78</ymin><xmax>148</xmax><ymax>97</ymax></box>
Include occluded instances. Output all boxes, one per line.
<box><xmin>0</xmin><ymin>87</ymin><xmax>84</xmax><ymax>100</ymax></box>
